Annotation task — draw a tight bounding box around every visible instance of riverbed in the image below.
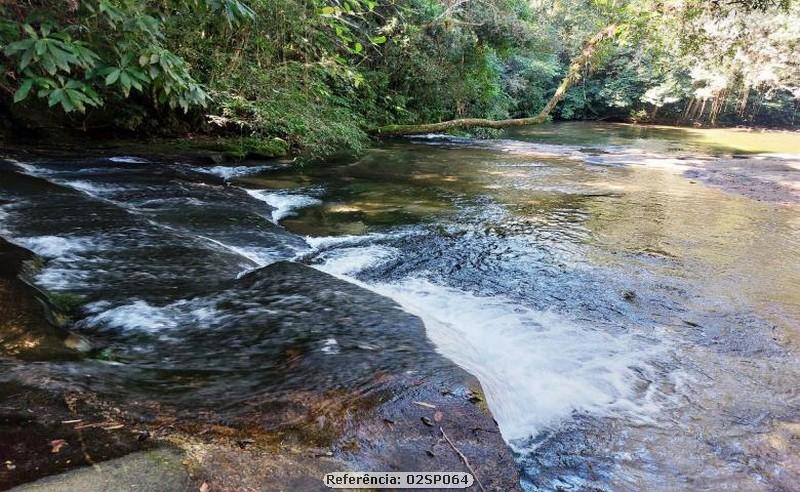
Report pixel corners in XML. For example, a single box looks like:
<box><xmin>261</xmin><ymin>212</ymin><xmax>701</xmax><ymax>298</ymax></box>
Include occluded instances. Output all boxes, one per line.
<box><xmin>2</xmin><ymin>122</ymin><xmax>799</xmax><ymax>490</ymax></box>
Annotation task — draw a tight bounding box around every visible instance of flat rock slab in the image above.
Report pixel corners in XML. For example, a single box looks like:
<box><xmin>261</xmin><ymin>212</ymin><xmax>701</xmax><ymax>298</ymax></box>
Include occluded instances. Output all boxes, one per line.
<box><xmin>1</xmin><ymin>256</ymin><xmax>521</xmax><ymax>490</ymax></box>
<box><xmin>10</xmin><ymin>448</ymin><xmax>190</xmax><ymax>492</ymax></box>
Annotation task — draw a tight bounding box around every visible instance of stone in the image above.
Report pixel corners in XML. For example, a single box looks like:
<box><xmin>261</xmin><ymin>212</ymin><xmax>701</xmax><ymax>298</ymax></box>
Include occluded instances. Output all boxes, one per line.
<box><xmin>10</xmin><ymin>448</ymin><xmax>190</xmax><ymax>492</ymax></box>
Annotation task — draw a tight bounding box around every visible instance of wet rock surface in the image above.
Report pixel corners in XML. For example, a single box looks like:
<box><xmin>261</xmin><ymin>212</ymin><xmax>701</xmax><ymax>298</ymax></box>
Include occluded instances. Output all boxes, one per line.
<box><xmin>0</xmin><ymin>252</ymin><xmax>518</xmax><ymax>489</ymax></box>
<box><xmin>0</xmin><ymin>151</ymin><xmax>519</xmax><ymax>489</ymax></box>
<box><xmin>0</xmin><ymin>381</ymin><xmax>153</xmax><ymax>489</ymax></box>
<box><xmin>0</xmin><ymin>239</ymin><xmax>77</xmax><ymax>360</ymax></box>
<box><xmin>0</xmin><ymin>239</ymin><xmax>153</xmax><ymax>489</ymax></box>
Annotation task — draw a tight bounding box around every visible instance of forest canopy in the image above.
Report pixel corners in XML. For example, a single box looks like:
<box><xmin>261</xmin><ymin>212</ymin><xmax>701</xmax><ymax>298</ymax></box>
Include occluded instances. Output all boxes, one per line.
<box><xmin>1</xmin><ymin>0</ymin><xmax>798</xmax><ymax>158</ymax></box>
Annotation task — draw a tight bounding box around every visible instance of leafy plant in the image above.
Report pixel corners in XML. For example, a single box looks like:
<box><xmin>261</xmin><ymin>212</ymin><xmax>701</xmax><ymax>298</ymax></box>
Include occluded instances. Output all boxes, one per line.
<box><xmin>1</xmin><ymin>1</ymin><xmax>214</xmax><ymax>113</ymax></box>
<box><xmin>4</xmin><ymin>22</ymin><xmax>102</xmax><ymax>112</ymax></box>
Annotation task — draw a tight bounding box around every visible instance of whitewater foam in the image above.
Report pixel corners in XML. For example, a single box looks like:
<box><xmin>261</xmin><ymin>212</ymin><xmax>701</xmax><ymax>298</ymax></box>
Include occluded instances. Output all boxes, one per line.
<box><xmin>81</xmin><ymin>298</ymin><xmax>220</xmax><ymax>332</ymax></box>
<box><xmin>245</xmin><ymin>189</ymin><xmax>321</xmax><ymax>223</ymax></box>
<box><xmin>34</xmin><ymin>267</ymin><xmax>91</xmax><ymax>290</ymax></box>
<box><xmin>0</xmin><ymin>206</ymin><xmax>10</xmax><ymax>235</ymax></box>
<box><xmin>12</xmin><ymin>161</ymin><xmax>47</xmax><ymax>175</ymax></box>
<box><xmin>321</xmin><ymin>338</ymin><xmax>340</xmax><ymax>354</ymax></box>
<box><xmin>109</xmin><ymin>156</ymin><xmax>150</xmax><ymax>164</ymax></box>
<box><xmin>83</xmin><ymin>300</ymin><xmax>179</xmax><ymax>331</ymax></box>
<box><xmin>373</xmin><ymin>279</ymin><xmax>661</xmax><ymax>441</ymax></box>
<box><xmin>17</xmin><ymin>235</ymin><xmax>95</xmax><ymax>258</ymax></box>
<box><xmin>11</xmin><ymin>160</ymin><xmax>130</xmax><ymax>201</ymax></box>
<box><xmin>14</xmin><ymin>235</ymin><xmax>104</xmax><ymax>289</ymax></box>
<box><xmin>311</xmin><ymin>242</ymin><xmax>666</xmax><ymax>443</ymax></box>
<box><xmin>200</xmin><ymin>165</ymin><xmax>275</xmax><ymax>180</ymax></box>
<box><xmin>64</xmin><ymin>180</ymin><xmax>125</xmax><ymax>197</ymax></box>
<box><xmin>311</xmin><ymin>244</ymin><xmax>399</xmax><ymax>276</ymax></box>
<box><xmin>196</xmin><ymin>235</ymin><xmax>282</xmax><ymax>271</ymax></box>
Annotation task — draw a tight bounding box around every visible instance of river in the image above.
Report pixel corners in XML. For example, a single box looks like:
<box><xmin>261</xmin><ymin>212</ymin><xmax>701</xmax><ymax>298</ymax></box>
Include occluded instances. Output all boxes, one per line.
<box><xmin>2</xmin><ymin>122</ymin><xmax>799</xmax><ymax>490</ymax></box>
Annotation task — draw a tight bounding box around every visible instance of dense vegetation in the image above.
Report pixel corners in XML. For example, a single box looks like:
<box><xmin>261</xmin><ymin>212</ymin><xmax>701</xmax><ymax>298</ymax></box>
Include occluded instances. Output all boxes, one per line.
<box><xmin>1</xmin><ymin>0</ymin><xmax>798</xmax><ymax>158</ymax></box>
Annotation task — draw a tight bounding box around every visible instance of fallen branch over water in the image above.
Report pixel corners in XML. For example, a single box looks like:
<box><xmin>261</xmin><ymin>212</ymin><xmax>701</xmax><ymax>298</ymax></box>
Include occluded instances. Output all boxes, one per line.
<box><xmin>372</xmin><ymin>115</ymin><xmax>550</xmax><ymax>136</ymax></box>
<box><xmin>372</xmin><ymin>24</ymin><xmax>618</xmax><ymax>136</ymax></box>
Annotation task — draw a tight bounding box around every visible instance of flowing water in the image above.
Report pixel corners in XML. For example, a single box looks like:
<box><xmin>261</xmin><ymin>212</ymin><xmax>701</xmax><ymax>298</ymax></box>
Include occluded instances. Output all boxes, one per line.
<box><xmin>2</xmin><ymin>122</ymin><xmax>800</xmax><ymax>490</ymax></box>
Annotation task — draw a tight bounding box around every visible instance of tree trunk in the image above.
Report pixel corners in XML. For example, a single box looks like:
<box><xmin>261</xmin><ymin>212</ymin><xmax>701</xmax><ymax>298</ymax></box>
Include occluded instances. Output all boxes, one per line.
<box><xmin>372</xmin><ymin>24</ymin><xmax>618</xmax><ymax>136</ymax></box>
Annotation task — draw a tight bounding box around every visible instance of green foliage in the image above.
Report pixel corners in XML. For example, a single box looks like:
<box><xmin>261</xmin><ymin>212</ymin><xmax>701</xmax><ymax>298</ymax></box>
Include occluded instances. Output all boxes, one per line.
<box><xmin>208</xmin><ymin>66</ymin><xmax>370</xmax><ymax>160</ymax></box>
<box><xmin>181</xmin><ymin>136</ymin><xmax>289</xmax><ymax>159</ymax></box>
<box><xmin>163</xmin><ymin>0</ymin><xmax>384</xmax><ymax>158</ymax></box>
<box><xmin>4</xmin><ymin>21</ymin><xmax>102</xmax><ymax>112</ymax></box>
<box><xmin>1</xmin><ymin>1</ymin><xmax>210</xmax><ymax>114</ymax></box>
<box><xmin>1</xmin><ymin>0</ymin><xmax>798</xmax><ymax>161</ymax></box>
<box><xmin>363</xmin><ymin>0</ymin><xmax>544</xmax><ymax>125</ymax></box>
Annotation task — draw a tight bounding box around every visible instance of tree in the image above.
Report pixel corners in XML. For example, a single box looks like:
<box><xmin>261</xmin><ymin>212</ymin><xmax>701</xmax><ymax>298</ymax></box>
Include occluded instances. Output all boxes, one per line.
<box><xmin>0</xmin><ymin>0</ymin><xmax>254</xmax><ymax>113</ymax></box>
<box><xmin>373</xmin><ymin>23</ymin><xmax>618</xmax><ymax>135</ymax></box>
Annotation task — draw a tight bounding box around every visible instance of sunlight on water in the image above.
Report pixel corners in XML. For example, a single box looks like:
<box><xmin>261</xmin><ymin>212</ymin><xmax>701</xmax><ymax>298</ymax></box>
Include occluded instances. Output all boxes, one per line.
<box><xmin>510</xmin><ymin>121</ymin><xmax>800</xmax><ymax>155</ymax></box>
<box><xmin>199</xmin><ymin>164</ymin><xmax>275</xmax><ymax>180</ymax></box>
